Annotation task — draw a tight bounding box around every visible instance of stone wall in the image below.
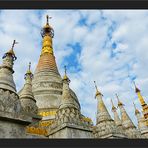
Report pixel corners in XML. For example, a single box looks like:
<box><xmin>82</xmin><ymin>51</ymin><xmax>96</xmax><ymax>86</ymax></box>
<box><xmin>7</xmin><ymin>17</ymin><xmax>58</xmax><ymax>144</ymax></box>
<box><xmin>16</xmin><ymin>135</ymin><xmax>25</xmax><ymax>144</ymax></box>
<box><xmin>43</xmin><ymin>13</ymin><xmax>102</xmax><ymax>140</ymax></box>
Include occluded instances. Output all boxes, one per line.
<box><xmin>0</xmin><ymin>120</ymin><xmax>28</xmax><ymax>138</ymax></box>
<box><xmin>48</xmin><ymin>124</ymin><xmax>93</xmax><ymax>138</ymax></box>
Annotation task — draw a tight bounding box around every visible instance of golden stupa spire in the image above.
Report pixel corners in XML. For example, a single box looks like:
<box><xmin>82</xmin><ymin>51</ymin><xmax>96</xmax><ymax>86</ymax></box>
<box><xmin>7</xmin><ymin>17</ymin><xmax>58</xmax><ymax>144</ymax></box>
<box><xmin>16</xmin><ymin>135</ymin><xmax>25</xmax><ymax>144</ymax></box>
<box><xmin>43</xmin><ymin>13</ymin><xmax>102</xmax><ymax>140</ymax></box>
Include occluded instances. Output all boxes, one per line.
<box><xmin>133</xmin><ymin>81</ymin><xmax>148</xmax><ymax>122</ymax></box>
<box><xmin>133</xmin><ymin>81</ymin><xmax>140</xmax><ymax>93</ymax></box>
<box><xmin>45</xmin><ymin>15</ymin><xmax>52</xmax><ymax>26</ymax></box>
<box><xmin>35</xmin><ymin>15</ymin><xmax>59</xmax><ymax>74</ymax></box>
<box><xmin>133</xmin><ymin>102</ymin><xmax>140</xmax><ymax>115</ymax></box>
<box><xmin>94</xmin><ymin>81</ymin><xmax>102</xmax><ymax>98</ymax></box>
<box><xmin>116</xmin><ymin>94</ymin><xmax>123</xmax><ymax>107</ymax></box>
<box><xmin>133</xmin><ymin>81</ymin><xmax>146</xmax><ymax>106</ymax></box>
<box><xmin>46</xmin><ymin>15</ymin><xmax>49</xmax><ymax>24</ymax></box>
<box><xmin>41</xmin><ymin>15</ymin><xmax>54</xmax><ymax>55</ymax></box>
<box><xmin>3</xmin><ymin>40</ymin><xmax>18</xmax><ymax>61</ymax></box>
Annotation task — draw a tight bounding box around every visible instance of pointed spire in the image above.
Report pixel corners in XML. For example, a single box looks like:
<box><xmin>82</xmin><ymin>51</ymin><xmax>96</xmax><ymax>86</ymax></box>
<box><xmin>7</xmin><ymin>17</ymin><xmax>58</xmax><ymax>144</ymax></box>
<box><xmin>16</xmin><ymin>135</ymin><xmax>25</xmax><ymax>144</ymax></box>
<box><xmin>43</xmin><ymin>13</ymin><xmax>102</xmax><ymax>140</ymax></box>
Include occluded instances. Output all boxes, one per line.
<box><xmin>133</xmin><ymin>81</ymin><xmax>140</xmax><ymax>93</ymax></box>
<box><xmin>133</xmin><ymin>102</ymin><xmax>140</xmax><ymax>115</ymax></box>
<box><xmin>0</xmin><ymin>40</ymin><xmax>18</xmax><ymax>93</ymax></box>
<box><xmin>116</xmin><ymin>94</ymin><xmax>123</xmax><ymax>107</ymax></box>
<box><xmin>46</xmin><ymin>15</ymin><xmax>52</xmax><ymax>25</ymax></box>
<box><xmin>116</xmin><ymin>94</ymin><xmax>140</xmax><ymax>138</ymax></box>
<box><xmin>3</xmin><ymin>40</ymin><xmax>18</xmax><ymax>61</ymax></box>
<box><xmin>41</xmin><ymin>15</ymin><xmax>54</xmax><ymax>38</ymax></box>
<box><xmin>111</xmin><ymin>99</ymin><xmax>117</xmax><ymax>111</ymax></box>
<box><xmin>46</xmin><ymin>15</ymin><xmax>49</xmax><ymax>24</ymax></box>
<box><xmin>35</xmin><ymin>15</ymin><xmax>59</xmax><ymax>74</ymax></box>
<box><xmin>59</xmin><ymin>67</ymin><xmax>78</xmax><ymax>110</ymax></box>
<box><xmin>19</xmin><ymin>62</ymin><xmax>37</xmax><ymax>115</ymax></box>
<box><xmin>25</xmin><ymin>62</ymin><xmax>33</xmax><ymax>80</ymax></box>
<box><xmin>94</xmin><ymin>92</ymin><xmax>126</xmax><ymax>138</ymax></box>
<box><xmin>133</xmin><ymin>102</ymin><xmax>148</xmax><ymax>137</ymax></box>
<box><xmin>63</xmin><ymin>65</ymin><xmax>70</xmax><ymax>82</ymax></box>
<box><xmin>94</xmin><ymin>81</ymin><xmax>103</xmax><ymax>98</ymax></box>
<box><xmin>111</xmin><ymin>98</ymin><xmax>123</xmax><ymax>127</ymax></box>
<box><xmin>28</xmin><ymin>62</ymin><xmax>31</xmax><ymax>72</ymax></box>
<box><xmin>133</xmin><ymin>82</ymin><xmax>148</xmax><ymax>123</ymax></box>
<box><xmin>133</xmin><ymin>81</ymin><xmax>147</xmax><ymax>105</ymax></box>
<box><xmin>94</xmin><ymin>83</ymin><xmax>112</xmax><ymax>123</ymax></box>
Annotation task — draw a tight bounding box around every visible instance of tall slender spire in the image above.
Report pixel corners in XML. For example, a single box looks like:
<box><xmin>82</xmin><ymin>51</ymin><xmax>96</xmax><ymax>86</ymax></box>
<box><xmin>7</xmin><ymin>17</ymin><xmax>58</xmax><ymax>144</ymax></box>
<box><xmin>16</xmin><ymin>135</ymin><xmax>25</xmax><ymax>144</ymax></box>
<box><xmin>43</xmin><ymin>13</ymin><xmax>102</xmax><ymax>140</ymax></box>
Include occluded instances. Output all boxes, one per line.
<box><xmin>133</xmin><ymin>102</ymin><xmax>140</xmax><ymax>115</ymax></box>
<box><xmin>0</xmin><ymin>40</ymin><xmax>18</xmax><ymax>93</ymax></box>
<box><xmin>59</xmin><ymin>66</ymin><xmax>78</xmax><ymax>110</ymax></box>
<box><xmin>94</xmin><ymin>81</ymin><xmax>103</xmax><ymax>98</ymax></box>
<box><xmin>94</xmin><ymin>83</ymin><xmax>126</xmax><ymax>138</ymax></box>
<box><xmin>116</xmin><ymin>94</ymin><xmax>141</xmax><ymax>138</ymax></box>
<box><xmin>133</xmin><ymin>81</ymin><xmax>141</xmax><ymax>93</ymax></box>
<box><xmin>133</xmin><ymin>82</ymin><xmax>148</xmax><ymax>122</ymax></box>
<box><xmin>19</xmin><ymin>62</ymin><xmax>38</xmax><ymax>115</ymax></box>
<box><xmin>110</xmin><ymin>98</ymin><xmax>126</xmax><ymax>137</ymax></box>
<box><xmin>116</xmin><ymin>94</ymin><xmax>123</xmax><ymax>107</ymax></box>
<box><xmin>111</xmin><ymin>99</ymin><xmax>116</xmax><ymax>111</ymax></box>
<box><xmin>116</xmin><ymin>94</ymin><xmax>132</xmax><ymax>123</ymax></box>
<box><xmin>133</xmin><ymin>102</ymin><xmax>148</xmax><ymax>138</ymax></box>
<box><xmin>41</xmin><ymin>15</ymin><xmax>54</xmax><ymax>55</ymax></box>
<box><xmin>94</xmin><ymin>81</ymin><xmax>112</xmax><ymax>123</ymax></box>
<box><xmin>111</xmin><ymin>99</ymin><xmax>122</xmax><ymax>127</ymax></box>
<box><xmin>63</xmin><ymin>65</ymin><xmax>70</xmax><ymax>81</ymax></box>
<box><xmin>35</xmin><ymin>15</ymin><xmax>59</xmax><ymax>74</ymax></box>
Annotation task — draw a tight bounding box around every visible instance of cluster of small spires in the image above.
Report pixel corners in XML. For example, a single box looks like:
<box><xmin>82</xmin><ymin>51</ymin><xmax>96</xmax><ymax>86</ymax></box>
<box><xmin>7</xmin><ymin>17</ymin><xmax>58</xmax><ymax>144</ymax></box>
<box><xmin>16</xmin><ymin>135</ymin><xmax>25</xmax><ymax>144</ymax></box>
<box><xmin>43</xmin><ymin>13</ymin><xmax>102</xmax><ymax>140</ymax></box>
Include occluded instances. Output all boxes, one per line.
<box><xmin>94</xmin><ymin>80</ymin><xmax>144</xmax><ymax>110</ymax></box>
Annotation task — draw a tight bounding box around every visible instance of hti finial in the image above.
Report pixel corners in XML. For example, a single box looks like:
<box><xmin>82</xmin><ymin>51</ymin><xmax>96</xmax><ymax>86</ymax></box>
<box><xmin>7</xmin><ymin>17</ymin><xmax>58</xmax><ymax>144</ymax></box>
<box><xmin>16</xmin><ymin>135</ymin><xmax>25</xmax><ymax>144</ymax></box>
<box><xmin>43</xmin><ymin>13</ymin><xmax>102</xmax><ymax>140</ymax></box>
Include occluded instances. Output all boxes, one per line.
<box><xmin>94</xmin><ymin>81</ymin><xmax>98</xmax><ymax>91</ymax></box>
<box><xmin>25</xmin><ymin>62</ymin><xmax>33</xmax><ymax>79</ymax></box>
<box><xmin>63</xmin><ymin>65</ymin><xmax>70</xmax><ymax>82</ymax></box>
<box><xmin>26</xmin><ymin>62</ymin><xmax>32</xmax><ymax>74</ymax></box>
<box><xmin>64</xmin><ymin>65</ymin><xmax>67</xmax><ymax>75</ymax></box>
<box><xmin>29</xmin><ymin>62</ymin><xmax>31</xmax><ymax>71</ymax></box>
<box><xmin>115</xmin><ymin>93</ymin><xmax>123</xmax><ymax>106</ymax></box>
<box><xmin>111</xmin><ymin>98</ymin><xmax>116</xmax><ymax>110</ymax></box>
<box><xmin>133</xmin><ymin>80</ymin><xmax>140</xmax><ymax>93</ymax></box>
<box><xmin>94</xmin><ymin>81</ymin><xmax>102</xmax><ymax>97</ymax></box>
<box><xmin>46</xmin><ymin>15</ymin><xmax>52</xmax><ymax>25</ymax></box>
<box><xmin>133</xmin><ymin>102</ymin><xmax>140</xmax><ymax>114</ymax></box>
<box><xmin>11</xmin><ymin>40</ymin><xmax>18</xmax><ymax>50</ymax></box>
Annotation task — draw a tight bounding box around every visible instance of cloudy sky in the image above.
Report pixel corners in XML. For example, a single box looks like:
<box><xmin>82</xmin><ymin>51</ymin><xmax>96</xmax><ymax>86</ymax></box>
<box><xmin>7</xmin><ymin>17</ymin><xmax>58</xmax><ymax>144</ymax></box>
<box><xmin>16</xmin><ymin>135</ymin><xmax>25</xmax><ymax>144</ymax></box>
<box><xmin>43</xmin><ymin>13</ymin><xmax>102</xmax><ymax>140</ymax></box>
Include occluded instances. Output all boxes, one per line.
<box><xmin>0</xmin><ymin>10</ymin><xmax>148</xmax><ymax>126</ymax></box>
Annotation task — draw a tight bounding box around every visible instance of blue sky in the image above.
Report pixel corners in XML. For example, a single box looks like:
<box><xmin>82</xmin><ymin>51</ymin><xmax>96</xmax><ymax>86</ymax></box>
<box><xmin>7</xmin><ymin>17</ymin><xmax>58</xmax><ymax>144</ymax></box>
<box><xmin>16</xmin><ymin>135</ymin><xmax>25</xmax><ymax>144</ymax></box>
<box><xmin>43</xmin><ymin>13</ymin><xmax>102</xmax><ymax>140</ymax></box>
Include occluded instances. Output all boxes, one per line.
<box><xmin>0</xmin><ymin>10</ymin><xmax>148</xmax><ymax>126</ymax></box>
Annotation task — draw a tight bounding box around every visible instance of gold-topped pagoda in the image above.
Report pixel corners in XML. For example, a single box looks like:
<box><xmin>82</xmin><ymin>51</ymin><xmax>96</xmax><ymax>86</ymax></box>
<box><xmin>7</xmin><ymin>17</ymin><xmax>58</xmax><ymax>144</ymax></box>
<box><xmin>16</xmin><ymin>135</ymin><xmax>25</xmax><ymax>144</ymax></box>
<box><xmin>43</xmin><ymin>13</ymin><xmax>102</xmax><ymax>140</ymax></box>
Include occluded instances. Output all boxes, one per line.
<box><xmin>35</xmin><ymin>15</ymin><xmax>59</xmax><ymax>74</ymax></box>
<box><xmin>134</xmin><ymin>82</ymin><xmax>148</xmax><ymax>126</ymax></box>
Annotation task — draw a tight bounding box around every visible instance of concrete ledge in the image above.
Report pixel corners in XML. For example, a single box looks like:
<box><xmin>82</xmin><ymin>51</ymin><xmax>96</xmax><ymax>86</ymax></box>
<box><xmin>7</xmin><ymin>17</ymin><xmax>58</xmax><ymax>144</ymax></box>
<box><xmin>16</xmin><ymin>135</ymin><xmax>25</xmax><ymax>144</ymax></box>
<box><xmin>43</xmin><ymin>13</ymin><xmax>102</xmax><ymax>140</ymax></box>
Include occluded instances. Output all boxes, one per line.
<box><xmin>48</xmin><ymin>122</ymin><xmax>92</xmax><ymax>136</ymax></box>
<box><xmin>0</xmin><ymin>111</ymin><xmax>32</xmax><ymax>125</ymax></box>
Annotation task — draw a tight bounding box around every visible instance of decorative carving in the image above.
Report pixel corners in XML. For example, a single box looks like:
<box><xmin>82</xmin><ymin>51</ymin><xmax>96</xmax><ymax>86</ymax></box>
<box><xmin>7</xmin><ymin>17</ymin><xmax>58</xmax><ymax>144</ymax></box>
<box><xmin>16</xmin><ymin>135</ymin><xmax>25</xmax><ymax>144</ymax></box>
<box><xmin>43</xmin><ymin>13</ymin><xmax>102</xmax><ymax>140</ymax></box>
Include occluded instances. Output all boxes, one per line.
<box><xmin>0</xmin><ymin>89</ymin><xmax>23</xmax><ymax>114</ymax></box>
<box><xmin>32</xmin><ymin>82</ymin><xmax>62</xmax><ymax>90</ymax></box>
<box><xmin>2</xmin><ymin>56</ymin><xmax>13</xmax><ymax>69</ymax></box>
<box><xmin>39</xmin><ymin>120</ymin><xmax>54</xmax><ymax>127</ymax></box>
<box><xmin>38</xmin><ymin>110</ymin><xmax>57</xmax><ymax>117</ymax></box>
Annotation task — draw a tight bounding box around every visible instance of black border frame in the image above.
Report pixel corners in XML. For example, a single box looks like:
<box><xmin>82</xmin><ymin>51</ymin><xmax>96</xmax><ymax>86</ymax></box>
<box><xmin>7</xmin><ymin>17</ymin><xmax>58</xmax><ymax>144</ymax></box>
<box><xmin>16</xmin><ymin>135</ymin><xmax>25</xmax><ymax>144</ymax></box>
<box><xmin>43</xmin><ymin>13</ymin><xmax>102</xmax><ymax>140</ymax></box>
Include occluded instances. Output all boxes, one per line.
<box><xmin>0</xmin><ymin>0</ymin><xmax>148</xmax><ymax>9</ymax></box>
<box><xmin>0</xmin><ymin>139</ymin><xmax>148</xmax><ymax>147</ymax></box>
<box><xmin>0</xmin><ymin>139</ymin><xmax>148</xmax><ymax>148</ymax></box>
